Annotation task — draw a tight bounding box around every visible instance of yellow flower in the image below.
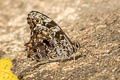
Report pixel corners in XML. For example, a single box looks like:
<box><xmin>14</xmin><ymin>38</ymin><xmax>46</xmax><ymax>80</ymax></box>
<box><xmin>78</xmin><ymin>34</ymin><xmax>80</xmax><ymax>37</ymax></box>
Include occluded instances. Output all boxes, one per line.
<box><xmin>0</xmin><ymin>58</ymin><xmax>18</xmax><ymax>80</ymax></box>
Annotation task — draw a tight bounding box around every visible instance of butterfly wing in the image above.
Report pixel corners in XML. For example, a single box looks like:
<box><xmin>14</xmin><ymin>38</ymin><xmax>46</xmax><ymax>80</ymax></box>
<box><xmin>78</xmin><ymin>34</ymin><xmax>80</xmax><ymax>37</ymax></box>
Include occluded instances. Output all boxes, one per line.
<box><xmin>25</xmin><ymin>11</ymin><xmax>79</xmax><ymax>60</ymax></box>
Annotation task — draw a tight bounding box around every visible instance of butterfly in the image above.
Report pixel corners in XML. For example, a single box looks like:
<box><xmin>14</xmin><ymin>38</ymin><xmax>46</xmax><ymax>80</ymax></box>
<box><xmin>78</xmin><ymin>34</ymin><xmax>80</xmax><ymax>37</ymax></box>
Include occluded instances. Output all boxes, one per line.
<box><xmin>25</xmin><ymin>11</ymin><xmax>80</xmax><ymax>61</ymax></box>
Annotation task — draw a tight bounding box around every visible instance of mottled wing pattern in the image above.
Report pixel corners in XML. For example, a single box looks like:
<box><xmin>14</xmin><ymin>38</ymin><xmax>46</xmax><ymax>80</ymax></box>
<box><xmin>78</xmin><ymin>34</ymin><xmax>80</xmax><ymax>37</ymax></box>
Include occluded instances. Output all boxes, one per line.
<box><xmin>25</xmin><ymin>11</ymin><xmax>80</xmax><ymax>61</ymax></box>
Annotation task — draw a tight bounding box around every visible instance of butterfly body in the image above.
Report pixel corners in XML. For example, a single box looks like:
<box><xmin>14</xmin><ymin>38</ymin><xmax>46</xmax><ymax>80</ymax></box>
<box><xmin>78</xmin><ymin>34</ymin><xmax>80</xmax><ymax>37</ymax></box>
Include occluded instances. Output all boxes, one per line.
<box><xmin>25</xmin><ymin>11</ymin><xmax>80</xmax><ymax>61</ymax></box>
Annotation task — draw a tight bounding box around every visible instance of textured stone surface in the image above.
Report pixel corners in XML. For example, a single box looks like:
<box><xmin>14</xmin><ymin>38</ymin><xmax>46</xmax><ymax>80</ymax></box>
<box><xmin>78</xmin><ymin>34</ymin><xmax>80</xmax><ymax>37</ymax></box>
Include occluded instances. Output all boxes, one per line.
<box><xmin>0</xmin><ymin>0</ymin><xmax>120</xmax><ymax>80</ymax></box>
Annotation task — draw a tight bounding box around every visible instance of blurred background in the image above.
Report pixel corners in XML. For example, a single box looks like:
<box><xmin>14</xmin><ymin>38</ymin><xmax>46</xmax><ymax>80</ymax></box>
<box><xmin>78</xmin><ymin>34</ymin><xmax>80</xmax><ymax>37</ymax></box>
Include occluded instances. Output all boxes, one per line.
<box><xmin>0</xmin><ymin>0</ymin><xmax>120</xmax><ymax>80</ymax></box>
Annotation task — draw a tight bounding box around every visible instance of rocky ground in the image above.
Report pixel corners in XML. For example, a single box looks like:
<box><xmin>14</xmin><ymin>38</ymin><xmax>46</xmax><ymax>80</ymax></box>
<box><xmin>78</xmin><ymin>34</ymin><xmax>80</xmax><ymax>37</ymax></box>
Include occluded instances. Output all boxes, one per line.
<box><xmin>0</xmin><ymin>0</ymin><xmax>120</xmax><ymax>80</ymax></box>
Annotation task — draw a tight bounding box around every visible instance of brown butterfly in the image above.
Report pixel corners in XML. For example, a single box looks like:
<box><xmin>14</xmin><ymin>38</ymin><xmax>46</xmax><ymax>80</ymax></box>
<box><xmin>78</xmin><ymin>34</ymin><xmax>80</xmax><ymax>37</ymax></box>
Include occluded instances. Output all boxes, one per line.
<box><xmin>25</xmin><ymin>11</ymin><xmax>80</xmax><ymax>61</ymax></box>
